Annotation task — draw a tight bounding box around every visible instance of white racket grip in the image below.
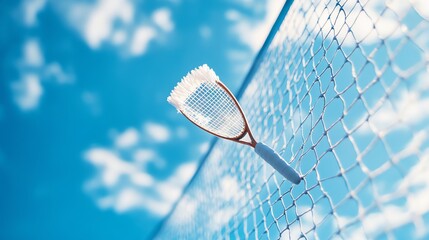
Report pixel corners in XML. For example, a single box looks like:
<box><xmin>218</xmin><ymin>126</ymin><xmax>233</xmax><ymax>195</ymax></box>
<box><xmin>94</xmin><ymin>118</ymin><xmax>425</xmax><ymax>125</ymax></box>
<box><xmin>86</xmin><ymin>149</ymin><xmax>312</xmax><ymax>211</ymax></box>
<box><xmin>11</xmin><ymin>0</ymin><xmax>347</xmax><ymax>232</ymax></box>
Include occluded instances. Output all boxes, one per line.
<box><xmin>255</xmin><ymin>142</ymin><xmax>301</xmax><ymax>184</ymax></box>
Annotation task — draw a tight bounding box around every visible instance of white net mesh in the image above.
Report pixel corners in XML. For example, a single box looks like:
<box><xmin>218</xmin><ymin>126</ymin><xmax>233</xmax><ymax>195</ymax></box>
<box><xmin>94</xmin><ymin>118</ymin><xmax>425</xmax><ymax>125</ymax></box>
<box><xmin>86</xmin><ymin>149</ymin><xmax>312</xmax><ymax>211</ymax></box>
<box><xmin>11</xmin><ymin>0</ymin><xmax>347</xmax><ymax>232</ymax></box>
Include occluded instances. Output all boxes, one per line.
<box><xmin>155</xmin><ymin>0</ymin><xmax>429</xmax><ymax>239</ymax></box>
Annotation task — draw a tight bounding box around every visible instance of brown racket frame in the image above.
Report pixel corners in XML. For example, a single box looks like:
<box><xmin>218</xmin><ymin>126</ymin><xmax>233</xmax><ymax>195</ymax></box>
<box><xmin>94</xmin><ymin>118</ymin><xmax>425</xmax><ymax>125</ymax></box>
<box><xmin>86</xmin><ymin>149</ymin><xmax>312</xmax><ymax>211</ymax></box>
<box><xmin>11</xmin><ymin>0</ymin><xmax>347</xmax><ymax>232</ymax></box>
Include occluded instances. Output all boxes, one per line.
<box><xmin>180</xmin><ymin>81</ymin><xmax>257</xmax><ymax>148</ymax></box>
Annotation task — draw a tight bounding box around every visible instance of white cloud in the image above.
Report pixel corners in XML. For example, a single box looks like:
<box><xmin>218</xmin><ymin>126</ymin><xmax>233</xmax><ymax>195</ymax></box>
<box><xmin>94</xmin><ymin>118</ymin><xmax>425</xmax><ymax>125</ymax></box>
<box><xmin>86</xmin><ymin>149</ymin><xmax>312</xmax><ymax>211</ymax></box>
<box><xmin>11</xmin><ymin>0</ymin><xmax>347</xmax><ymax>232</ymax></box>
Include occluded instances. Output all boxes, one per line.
<box><xmin>218</xmin><ymin>176</ymin><xmax>241</xmax><ymax>201</ymax></box>
<box><xmin>97</xmin><ymin>188</ymin><xmax>172</xmax><ymax>215</ymax></box>
<box><xmin>24</xmin><ymin>39</ymin><xmax>44</xmax><ymax>67</ymax></box>
<box><xmin>335</xmin><ymin>128</ymin><xmax>429</xmax><ymax>238</ymax></box>
<box><xmin>84</xmin><ymin>119</ymin><xmax>197</xmax><ymax>216</ymax></box>
<box><xmin>85</xmin><ymin>148</ymin><xmax>154</xmax><ymax>187</ymax></box>
<box><xmin>270</xmin><ymin>0</ymin><xmax>418</xmax><ymax>49</ymax></box>
<box><xmin>15</xmin><ymin>40</ymin><xmax>45</xmax><ymax>112</ymax></box>
<box><xmin>22</xmin><ymin>40</ymin><xmax>74</xmax><ymax>85</ymax></box>
<box><xmin>54</xmin><ymin>1</ymin><xmax>175</xmax><ymax>56</ymax></box>
<box><xmin>13</xmin><ymin>40</ymin><xmax>74</xmax><ymax>111</ymax></box>
<box><xmin>83</xmin><ymin>0</ymin><xmax>134</xmax><ymax>48</ymax></box>
<box><xmin>115</xmin><ymin>128</ymin><xmax>139</xmax><ymax>149</ymax></box>
<box><xmin>199</xmin><ymin>142</ymin><xmax>209</xmax><ymax>154</ymax></box>
<box><xmin>111</xmin><ymin>30</ymin><xmax>127</xmax><ymax>45</ymax></box>
<box><xmin>44</xmin><ymin>62</ymin><xmax>74</xmax><ymax>84</ymax></box>
<box><xmin>409</xmin><ymin>0</ymin><xmax>429</xmax><ymax>21</ymax></box>
<box><xmin>111</xmin><ymin>188</ymin><xmax>143</xmax><ymax>213</ymax></box>
<box><xmin>141</xmin><ymin>195</ymin><xmax>174</xmax><ymax>216</ymax></box>
<box><xmin>199</xmin><ymin>25</ymin><xmax>212</xmax><ymax>39</ymax></box>
<box><xmin>282</xmin><ymin>206</ymin><xmax>322</xmax><ymax>240</ymax></box>
<box><xmin>85</xmin><ymin>142</ymin><xmax>197</xmax><ymax>216</ymax></box>
<box><xmin>11</xmin><ymin>74</ymin><xmax>43</xmax><ymax>111</ymax></box>
<box><xmin>330</xmin><ymin>0</ymin><xmax>401</xmax><ymax>46</ymax></box>
<box><xmin>172</xmin><ymin>162</ymin><xmax>197</xmax><ymax>185</ymax></box>
<box><xmin>130</xmin><ymin>26</ymin><xmax>157</xmax><ymax>55</ymax></box>
<box><xmin>392</xmin><ymin>0</ymin><xmax>429</xmax><ymax>25</ymax></box>
<box><xmin>22</xmin><ymin>0</ymin><xmax>46</xmax><ymax>26</ymax></box>
<box><xmin>225</xmin><ymin>9</ymin><xmax>241</xmax><ymax>21</ymax></box>
<box><xmin>169</xmin><ymin>196</ymin><xmax>198</xmax><ymax>225</ymax></box>
<box><xmin>396</xmin><ymin>130</ymin><xmax>428</xmax><ymax>160</ymax></box>
<box><xmin>338</xmin><ymin>154</ymin><xmax>429</xmax><ymax>238</ymax></box>
<box><xmin>133</xmin><ymin>148</ymin><xmax>156</xmax><ymax>164</ymax></box>
<box><xmin>358</xmin><ymin>73</ymin><xmax>429</xmax><ymax>135</ymax></box>
<box><xmin>149</xmin><ymin>162</ymin><xmax>197</xmax><ymax>214</ymax></box>
<box><xmin>227</xmin><ymin>0</ymin><xmax>285</xmax><ymax>52</ymax></box>
<box><xmin>82</xmin><ymin>91</ymin><xmax>101</xmax><ymax>115</ymax></box>
<box><xmin>152</xmin><ymin>8</ymin><xmax>174</xmax><ymax>32</ymax></box>
<box><xmin>154</xmin><ymin>162</ymin><xmax>197</xmax><ymax>206</ymax></box>
<box><xmin>204</xmin><ymin>175</ymin><xmax>245</xmax><ymax>231</ymax></box>
<box><xmin>368</xmin><ymin>91</ymin><xmax>429</xmax><ymax>132</ymax></box>
<box><xmin>144</xmin><ymin>122</ymin><xmax>171</xmax><ymax>143</ymax></box>
<box><xmin>399</xmin><ymin>149</ymin><xmax>429</xmax><ymax>221</ymax></box>
<box><xmin>349</xmin><ymin>136</ymin><xmax>429</xmax><ymax>237</ymax></box>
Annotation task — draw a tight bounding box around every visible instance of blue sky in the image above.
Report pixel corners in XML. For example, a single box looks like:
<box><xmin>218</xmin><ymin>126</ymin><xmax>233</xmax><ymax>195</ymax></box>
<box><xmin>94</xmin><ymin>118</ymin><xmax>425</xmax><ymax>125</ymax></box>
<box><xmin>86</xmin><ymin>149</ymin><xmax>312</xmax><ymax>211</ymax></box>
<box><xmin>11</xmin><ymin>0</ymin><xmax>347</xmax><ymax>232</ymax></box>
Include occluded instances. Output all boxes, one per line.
<box><xmin>0</xmin><ymin>0</ymin><xmax>284</xmax><ymax>239</ymax></box>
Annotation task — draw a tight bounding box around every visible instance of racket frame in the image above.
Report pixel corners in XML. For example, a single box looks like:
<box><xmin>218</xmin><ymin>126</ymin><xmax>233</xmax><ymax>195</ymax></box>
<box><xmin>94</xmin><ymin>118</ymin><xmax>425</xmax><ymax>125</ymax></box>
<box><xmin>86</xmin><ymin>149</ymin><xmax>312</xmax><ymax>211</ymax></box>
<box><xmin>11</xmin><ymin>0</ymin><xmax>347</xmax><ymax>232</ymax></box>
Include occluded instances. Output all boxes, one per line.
<box><xmin>180</xmin><ymin>81</ymin><xmax>257</xmax><ymax>148</ymax></box>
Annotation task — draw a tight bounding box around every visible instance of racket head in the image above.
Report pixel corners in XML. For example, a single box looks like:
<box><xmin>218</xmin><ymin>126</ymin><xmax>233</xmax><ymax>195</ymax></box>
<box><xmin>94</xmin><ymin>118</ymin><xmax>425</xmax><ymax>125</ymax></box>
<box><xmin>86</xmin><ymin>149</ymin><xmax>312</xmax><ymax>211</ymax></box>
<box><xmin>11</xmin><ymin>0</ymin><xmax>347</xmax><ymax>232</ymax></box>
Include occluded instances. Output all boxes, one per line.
<box><xmin>168</xmin><ymin>65</ymin><xmax>254</xmax><ymax>144</ymax></box>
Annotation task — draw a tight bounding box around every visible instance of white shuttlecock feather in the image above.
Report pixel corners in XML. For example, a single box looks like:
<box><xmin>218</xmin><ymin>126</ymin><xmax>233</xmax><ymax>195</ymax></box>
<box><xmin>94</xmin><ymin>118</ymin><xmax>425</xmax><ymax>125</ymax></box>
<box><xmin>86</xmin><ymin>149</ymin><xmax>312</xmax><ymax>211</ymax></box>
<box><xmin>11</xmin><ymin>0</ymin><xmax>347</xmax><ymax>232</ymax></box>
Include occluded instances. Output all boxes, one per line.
<box><xmin>167</xmin><ymin>64</ymin><xmax>220</xmax><ymax>111</ymax></box>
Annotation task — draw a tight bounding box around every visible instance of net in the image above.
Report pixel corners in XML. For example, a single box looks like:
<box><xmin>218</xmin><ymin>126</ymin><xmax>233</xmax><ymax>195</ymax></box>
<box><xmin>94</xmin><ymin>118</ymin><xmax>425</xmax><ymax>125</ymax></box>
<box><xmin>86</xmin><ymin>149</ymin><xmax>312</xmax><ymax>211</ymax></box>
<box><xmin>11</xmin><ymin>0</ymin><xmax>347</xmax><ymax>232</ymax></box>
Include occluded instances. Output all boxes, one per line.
<box><xmin>155</xmin><ymin>0</ymin><xmax>429</xmax><ymax>239</ymax></box>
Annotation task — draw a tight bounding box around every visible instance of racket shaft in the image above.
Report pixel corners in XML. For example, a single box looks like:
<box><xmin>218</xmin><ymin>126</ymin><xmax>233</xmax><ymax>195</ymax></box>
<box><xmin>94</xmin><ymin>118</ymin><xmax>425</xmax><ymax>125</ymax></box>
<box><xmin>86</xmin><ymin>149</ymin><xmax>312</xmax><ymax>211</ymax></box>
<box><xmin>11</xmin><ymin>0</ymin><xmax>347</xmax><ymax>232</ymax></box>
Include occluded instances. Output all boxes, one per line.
<box><xmin>255</xmin><ymin>142</ymin><xmax>301</xmax><ymax>184</ymax></box>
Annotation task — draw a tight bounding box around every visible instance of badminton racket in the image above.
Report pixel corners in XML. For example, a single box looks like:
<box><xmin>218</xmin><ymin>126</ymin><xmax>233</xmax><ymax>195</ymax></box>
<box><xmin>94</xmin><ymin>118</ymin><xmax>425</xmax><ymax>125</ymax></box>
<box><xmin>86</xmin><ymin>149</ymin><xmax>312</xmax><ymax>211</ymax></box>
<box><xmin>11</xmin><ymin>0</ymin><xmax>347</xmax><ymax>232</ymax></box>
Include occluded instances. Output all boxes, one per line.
<box><xmin>167</xmin><ymin>64</ymin><xmax>301</xmax><ymax>184</ymax></box>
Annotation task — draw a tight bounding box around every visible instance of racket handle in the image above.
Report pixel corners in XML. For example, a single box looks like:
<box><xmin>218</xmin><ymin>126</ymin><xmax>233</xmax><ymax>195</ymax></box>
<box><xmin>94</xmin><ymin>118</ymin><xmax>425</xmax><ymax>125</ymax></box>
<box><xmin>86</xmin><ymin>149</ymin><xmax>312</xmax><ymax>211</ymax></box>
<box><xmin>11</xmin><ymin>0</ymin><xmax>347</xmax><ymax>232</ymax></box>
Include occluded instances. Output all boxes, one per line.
<box><xmin>255</xmin><ymin>142</ymin><xmax>301</xmax><ymax>184</ymax></box>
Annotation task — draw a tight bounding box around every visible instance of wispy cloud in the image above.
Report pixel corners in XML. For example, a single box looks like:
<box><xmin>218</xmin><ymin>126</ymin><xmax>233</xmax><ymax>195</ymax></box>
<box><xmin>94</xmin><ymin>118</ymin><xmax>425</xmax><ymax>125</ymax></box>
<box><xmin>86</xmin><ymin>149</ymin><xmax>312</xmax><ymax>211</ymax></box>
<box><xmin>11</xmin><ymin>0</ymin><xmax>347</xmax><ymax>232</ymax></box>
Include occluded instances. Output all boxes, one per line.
<box><xmin>133</xmin><ymin>148</ymin><xmax>156</xmax><ymax>165</ymax></box>
<box><xmin>336</xmin><ymin>135</ymin><xmax>429</xmax><ymax>238</ymax></box>
<box><xmin>144</xmin><ymin>122</ymin><xmax>171</xmax><ymax>143</ymax></box>
<box><xmin>11</xmin><ymin>40</ymin><xmax>45</xmax><ymax>110</ymax></box>
<box><xmin>23</xmin><ymin>39</ymin><xmax>44</xmax><ymax>67</ymax></box>
<box><xmin>43</xmin><ymin>62</ymin><xmax>74</xmax><ymax>84</ymax></box>
<box><xmin>82</xmin><ymin>91</ymin><xmax>102</xmax><ymax>116</ymax></box>
<box><xmin>198</xmin><ymin>142</ymin><xmax>209</xmax><ymax>154</ymax></box>
<box><xmin>85</xmin><ymin>120</ymin><xmax>198</xmax><ymax>216</ymax></box>
<box><xmin>114</xmin><ymin>128</ymin><xmax>139</xmax><ymax>149</ymax></box>
<box><xmin>85</xmin><ymin>144</ymin><xmax>197</xmax><ymax>215</ymax></box>
<box><xmin>335</xmin><ymin>74</ymin><xmax>429</xmax><ymax>237</ymax></box>
<box><xmin>130</xmin><ymin>26</ymin><xmax>157</xmax><ymax>55</ymax></box>
<box><xmin>226</xmin><ymin>0</ymin><xmax>285</xmax><ymax>52</ymax></box>
<box><xmin>205</xmin><ymin>175</ymin><xmax>245</xmax><ymax>231</ymax></box>
<box><xmin>83</xmin><ymin>0</ymin><xmax>134</xmax><ymax>48</ymax></box>
<box><xmin>12</xmin><ymin>74</ymin><xmax>43</xmax><ymax>110</ymax></box>
<box><xmin>199</xmin><ymin>25</ymin><xmax>212</xmax><ymax>40</ymax></box>
<box><xmin>271</xmin><ymin>0</ymin><xmax>429</xmax><ymax>49</ymax></box>
<box><xmin>152</xmin><ymin>8</ymin><xmax>174</xmax><ymax>32</ymax></box>
<box><xmin>58</xmin><ymin>1</ymin><xmax>175</xmax><ymax>56</ymax></box>
<box><xmin>11</xmin><ymin>39</ymin><xmax>74</xmax><ymax>111</ymax></box>
<box><xmin>85</xmin><ymin>148</ymin><xmax>154</xmax><ymax>187</ymax></box>
<box><xmin>22</xmin><ymin>0</ymin><xmax>46</xmax><ymax>27</ymax></box>
<box><xmin>411</xmin><ymin>0</ymin><xmax>429</xmax><ymax>20</ymax></box>
<box><xmin>111</xmin><ymin>30</ymin><xmax>127</xmax><ymax>45</ymax></box>
<box><xmin>357</xmin><ymin>73</ymin><xmax>429</xmax><ymax>135</ymax></box>
<box><xmin>225</xmin><ymin>0</ymin><xmax>285</xmax><ymax>78</ymax></box>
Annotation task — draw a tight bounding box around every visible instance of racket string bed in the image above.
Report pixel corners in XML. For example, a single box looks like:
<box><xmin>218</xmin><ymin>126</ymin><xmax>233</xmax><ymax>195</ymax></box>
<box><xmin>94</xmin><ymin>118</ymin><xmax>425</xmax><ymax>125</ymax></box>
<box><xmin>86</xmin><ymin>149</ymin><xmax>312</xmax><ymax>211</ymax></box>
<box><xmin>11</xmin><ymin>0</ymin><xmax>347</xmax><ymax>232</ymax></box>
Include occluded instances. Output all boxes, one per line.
<box><xmin>182</xmin><ymin>82</ymin><xmax>245</xmax><ymax>138</ymax></box>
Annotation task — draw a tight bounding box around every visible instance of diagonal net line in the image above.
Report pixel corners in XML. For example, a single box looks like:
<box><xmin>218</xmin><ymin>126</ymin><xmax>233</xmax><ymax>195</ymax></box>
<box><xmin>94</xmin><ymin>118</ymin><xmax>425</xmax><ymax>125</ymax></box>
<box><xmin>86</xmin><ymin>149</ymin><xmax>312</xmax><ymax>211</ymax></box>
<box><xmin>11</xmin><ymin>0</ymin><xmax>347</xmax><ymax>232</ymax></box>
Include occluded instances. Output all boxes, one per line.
<box><xmin>155</xmin><ymin>0</ymin><xmax>429</xmax><ymax>239</ymax></box>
